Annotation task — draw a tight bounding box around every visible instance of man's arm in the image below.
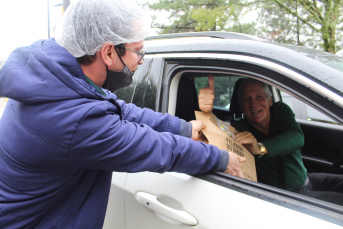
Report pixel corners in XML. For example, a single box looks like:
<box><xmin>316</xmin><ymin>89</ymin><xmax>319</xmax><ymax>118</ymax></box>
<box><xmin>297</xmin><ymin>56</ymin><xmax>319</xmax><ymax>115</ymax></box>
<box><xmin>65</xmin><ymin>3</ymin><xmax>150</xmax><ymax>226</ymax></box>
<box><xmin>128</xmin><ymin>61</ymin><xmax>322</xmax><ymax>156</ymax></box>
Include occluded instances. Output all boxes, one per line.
<box><xmin>68</xmin><ymin>103</ymin><xmax>246</xmax><ymax>177</ymax></box>
<box><xmin>260</xmin><ymin>102</ymin><xmax>304</xmax><ymax>157</ymax></box>
<box><xmin>179</xmin><ymin>119</ymin><xmax>206</xmax><ymax>139</ymax></box>
<box><xmin>117</xmin><ymin>100</ymin><xmax>179</xmax><ymax>133</ymax></box>
<box><xmin>116</xmin><ymin>98</ymin><xmax>206</xmax><ymax>138</ymax></box>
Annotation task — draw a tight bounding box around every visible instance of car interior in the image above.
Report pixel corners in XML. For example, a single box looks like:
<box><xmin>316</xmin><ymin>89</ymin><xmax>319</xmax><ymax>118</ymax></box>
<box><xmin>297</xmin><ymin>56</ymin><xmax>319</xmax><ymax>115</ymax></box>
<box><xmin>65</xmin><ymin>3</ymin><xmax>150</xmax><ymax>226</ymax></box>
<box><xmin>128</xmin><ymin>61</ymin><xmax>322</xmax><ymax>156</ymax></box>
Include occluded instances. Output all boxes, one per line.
<box><xmin>172</xmin><ymin>72</ymin><xmax>343</xmax><ymax>189</ymax></box>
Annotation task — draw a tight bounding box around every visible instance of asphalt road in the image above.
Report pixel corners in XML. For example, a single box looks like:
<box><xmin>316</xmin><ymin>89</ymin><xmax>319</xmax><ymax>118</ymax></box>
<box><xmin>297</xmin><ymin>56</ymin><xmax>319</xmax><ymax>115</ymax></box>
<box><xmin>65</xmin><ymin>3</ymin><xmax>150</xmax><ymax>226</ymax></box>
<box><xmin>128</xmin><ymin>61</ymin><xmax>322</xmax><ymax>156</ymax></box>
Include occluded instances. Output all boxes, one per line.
<box><xmin>0</xmin><ymin>97</ymin><xmax>7</xmax><ymax>118</ymax></box>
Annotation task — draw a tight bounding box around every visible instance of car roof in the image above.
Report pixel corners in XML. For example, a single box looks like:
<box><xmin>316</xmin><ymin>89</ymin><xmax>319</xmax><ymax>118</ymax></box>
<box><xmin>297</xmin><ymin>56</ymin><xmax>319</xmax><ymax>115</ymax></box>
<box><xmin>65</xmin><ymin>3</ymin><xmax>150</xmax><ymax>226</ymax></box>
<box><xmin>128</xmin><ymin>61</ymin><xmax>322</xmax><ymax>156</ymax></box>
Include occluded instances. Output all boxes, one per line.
<box><xmin>145</xmin><ymin>31</ymin><xmax>266</xmax><ymax>41</ymax></box>
<box><xmin>144</xmin><ymin>32</ymin><xmax>343</xmax><ymax>97</ymax></box>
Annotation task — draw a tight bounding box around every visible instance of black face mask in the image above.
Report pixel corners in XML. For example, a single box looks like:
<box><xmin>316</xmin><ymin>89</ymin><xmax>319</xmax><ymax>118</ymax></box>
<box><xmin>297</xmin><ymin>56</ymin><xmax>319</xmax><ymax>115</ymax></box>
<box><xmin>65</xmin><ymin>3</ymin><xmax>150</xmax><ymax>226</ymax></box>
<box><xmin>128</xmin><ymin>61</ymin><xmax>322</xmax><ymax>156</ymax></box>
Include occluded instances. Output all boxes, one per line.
<box><xmin>102</xmin><ymin>49</ymin><xmax>135</xmax><ymax>92</ymax></box>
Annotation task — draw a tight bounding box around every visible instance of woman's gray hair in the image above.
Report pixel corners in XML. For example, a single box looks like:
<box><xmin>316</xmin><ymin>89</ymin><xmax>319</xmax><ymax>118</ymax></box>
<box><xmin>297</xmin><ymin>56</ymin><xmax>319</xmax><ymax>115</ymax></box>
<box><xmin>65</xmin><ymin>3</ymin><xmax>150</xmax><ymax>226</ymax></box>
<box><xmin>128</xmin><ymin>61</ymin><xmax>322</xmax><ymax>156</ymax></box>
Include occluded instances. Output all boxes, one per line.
<box><xmin>238</xmin><ymin>78</ymin><xmax>272</xmax><ymax>104</ymax></box>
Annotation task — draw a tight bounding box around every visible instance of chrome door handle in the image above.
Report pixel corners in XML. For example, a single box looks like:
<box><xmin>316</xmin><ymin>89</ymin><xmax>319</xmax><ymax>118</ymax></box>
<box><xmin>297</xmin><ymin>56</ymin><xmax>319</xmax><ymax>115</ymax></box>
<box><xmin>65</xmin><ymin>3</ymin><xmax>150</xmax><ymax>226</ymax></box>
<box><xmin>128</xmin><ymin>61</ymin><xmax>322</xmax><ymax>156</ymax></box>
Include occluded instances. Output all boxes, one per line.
<box><xmin>136</xmin><ymin>192</ymin><xmax>198</xmax><ymax>226</ymax></box>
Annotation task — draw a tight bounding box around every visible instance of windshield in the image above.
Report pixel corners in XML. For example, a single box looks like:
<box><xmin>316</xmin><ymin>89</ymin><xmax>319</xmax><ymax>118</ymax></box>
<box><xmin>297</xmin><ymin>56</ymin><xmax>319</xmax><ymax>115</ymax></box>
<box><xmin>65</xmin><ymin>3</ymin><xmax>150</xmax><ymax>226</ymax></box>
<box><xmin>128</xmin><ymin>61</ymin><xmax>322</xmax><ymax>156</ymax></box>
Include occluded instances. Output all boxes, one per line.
<box><xmin>278</xmin><ymin>44</ymin><xmax>343</xmax><ymax>73</ymax></box>
<box><xmin>312</xmin><ymin>55</ymin><xmax>343</xmax><ymax>73</ymax></box>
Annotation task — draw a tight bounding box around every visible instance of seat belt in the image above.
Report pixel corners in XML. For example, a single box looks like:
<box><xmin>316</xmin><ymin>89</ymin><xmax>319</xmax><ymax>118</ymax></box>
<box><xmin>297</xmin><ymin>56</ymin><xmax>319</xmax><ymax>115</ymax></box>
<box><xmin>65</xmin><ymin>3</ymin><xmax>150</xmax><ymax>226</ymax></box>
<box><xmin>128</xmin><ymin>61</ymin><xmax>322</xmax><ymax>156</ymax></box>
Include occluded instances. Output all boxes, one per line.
<box><xmin>276</xmin><ymin>156</ymin><xmax>286</xmax><ymax>189</ymax></box>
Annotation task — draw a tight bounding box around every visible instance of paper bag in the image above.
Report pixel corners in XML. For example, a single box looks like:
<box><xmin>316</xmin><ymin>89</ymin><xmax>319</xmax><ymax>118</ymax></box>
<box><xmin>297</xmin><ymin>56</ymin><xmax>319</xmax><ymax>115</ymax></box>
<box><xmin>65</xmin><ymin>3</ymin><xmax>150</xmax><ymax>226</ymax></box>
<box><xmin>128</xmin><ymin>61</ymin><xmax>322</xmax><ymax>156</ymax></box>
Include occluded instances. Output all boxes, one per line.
<box><xmin>195</xmin><ymin>111</ymin><xmax>257</xmax><ymax>182</ymax></box>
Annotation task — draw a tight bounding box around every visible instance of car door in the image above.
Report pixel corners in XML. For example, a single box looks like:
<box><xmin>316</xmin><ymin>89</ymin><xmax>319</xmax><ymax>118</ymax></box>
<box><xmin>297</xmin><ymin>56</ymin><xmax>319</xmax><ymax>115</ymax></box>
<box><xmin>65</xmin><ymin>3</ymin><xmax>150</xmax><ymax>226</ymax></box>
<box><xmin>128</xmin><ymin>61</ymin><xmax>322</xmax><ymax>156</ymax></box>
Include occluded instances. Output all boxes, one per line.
<box><xmin>120</xmin><ymin>171</ymin><xmax>342</xmax><ymax>229</ymax></box>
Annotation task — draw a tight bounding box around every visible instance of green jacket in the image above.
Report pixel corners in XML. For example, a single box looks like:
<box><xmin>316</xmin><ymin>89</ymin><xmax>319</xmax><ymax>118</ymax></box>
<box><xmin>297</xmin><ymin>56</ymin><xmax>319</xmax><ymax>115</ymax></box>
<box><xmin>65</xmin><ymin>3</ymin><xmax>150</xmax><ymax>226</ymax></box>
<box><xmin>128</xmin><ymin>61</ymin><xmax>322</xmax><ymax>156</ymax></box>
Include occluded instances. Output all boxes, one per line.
<box><xmin>232</xmin><ymin>102</ymin><xmax>307</xmax><ymax>191</ymax></box>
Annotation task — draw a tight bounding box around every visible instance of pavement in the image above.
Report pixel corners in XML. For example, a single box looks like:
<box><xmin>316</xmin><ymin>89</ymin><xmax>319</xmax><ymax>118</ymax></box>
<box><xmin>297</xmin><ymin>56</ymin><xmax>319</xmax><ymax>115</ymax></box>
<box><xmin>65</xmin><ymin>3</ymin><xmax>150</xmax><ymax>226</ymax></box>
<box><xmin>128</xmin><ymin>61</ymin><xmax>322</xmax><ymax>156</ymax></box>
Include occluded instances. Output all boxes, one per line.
<box><xmin>0</xmin><ymin>97</ymin><xmax>8</xmax><ymax>118</ymax></box>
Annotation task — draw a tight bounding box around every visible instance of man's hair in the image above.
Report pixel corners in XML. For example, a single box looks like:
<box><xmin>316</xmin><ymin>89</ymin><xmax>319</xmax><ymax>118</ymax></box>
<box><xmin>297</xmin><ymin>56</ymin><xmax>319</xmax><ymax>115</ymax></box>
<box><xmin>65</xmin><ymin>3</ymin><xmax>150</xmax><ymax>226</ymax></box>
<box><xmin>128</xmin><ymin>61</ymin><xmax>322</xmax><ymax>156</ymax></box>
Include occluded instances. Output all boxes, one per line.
<box><xmin>76</xmin><ymin>53</ymin><xmax>97</xmax><ymax>65</ymax></box>
<box><xmin>76</xmin><ymin>45</ymin><xmax>126</xmax><ymax>66</ymax></box>
<box><xmin>238</xmin><ymin>78</ymin><xmax>272</xmax><ymax>105</ymax></box>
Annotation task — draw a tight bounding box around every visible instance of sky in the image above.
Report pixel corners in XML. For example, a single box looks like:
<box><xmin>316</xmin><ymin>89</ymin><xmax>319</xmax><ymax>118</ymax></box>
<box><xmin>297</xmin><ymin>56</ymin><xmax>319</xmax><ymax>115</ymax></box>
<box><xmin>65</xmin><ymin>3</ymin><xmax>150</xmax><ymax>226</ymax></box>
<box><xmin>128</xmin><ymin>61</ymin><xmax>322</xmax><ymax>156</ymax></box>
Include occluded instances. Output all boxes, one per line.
<box><xmin>0</xmin><ymin>0</ymin><xmax>162</xmax><ymax>60</ymax></box>
<box><xmin>0</xmin><ymin>0</ymin><xmax>49</xmax><ymax>59</ymax></box>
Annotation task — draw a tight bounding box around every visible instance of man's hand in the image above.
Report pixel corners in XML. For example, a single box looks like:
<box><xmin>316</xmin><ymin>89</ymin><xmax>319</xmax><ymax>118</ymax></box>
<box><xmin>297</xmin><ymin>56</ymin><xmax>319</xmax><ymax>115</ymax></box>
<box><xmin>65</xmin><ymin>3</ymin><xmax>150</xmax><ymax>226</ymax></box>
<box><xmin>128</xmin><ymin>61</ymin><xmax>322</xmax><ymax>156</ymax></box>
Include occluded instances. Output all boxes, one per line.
<box><xmin>189</xmin><ymin>120</ymin><xmax>206</xmax><ymax>140</ymax></box>
<box><xmin>235</xmin><ymin>131</ymin><xmax>260</xmax><ymax>155</ymax></box>
<box><xmin>199</xmin><ymin>75</ymin><xmax>215</xmax><ymax>112</ymax></box>
<box><xmin>224</xmin><ymin>151</ymin><xmax>246</xmax><ymax>178</ymax></box>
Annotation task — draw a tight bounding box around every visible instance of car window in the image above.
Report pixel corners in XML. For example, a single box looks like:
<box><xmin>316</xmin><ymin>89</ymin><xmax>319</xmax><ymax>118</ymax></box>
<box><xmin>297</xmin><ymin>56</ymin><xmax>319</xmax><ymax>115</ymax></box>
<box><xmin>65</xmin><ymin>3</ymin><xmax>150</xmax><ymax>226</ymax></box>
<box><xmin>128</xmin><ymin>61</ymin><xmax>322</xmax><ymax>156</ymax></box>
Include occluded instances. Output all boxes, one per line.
<box><xmin>194</xmin><ymin>75</ymin><xmax>245</xmax><ymax>110</ymax></box>
<box><xmin>114</xmin><ymin>81</ymin><xmax>136</xmax><ymax>104</ymax></box>
<box><xmin>116</xmin><ymin>58</ymin><xmax>156</xmax><ymax>109</ymax></box>
<box><xmin>280</xmin><ymin>91</ymin><xmax>339</xmax><ymax>125</ymax></box>
<box><xmin>131</xmin><ymin>58</ymin><xmax>157</xmax><ymax>110</ymax></box>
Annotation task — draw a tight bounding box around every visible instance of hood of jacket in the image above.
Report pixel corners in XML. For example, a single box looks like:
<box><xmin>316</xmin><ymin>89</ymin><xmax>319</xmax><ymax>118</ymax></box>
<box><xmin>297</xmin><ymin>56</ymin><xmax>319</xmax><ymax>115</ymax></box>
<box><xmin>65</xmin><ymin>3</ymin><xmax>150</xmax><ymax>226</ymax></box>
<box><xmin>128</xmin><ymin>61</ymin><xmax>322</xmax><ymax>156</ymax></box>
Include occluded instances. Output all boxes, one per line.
<box><xmin>0</xmin><ymin>38</ymin><xmax>111</xmax><ymax>103</ymax></box>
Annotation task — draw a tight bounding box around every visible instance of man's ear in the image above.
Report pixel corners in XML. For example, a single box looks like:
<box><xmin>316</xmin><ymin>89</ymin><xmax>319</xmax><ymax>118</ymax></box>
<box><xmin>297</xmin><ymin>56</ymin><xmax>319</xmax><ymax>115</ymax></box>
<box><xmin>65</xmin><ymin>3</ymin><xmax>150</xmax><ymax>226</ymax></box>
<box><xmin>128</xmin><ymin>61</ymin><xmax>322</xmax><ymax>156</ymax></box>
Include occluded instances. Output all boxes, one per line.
<box><xmin>100</xmin><ymin>43</ymin><xmax>114</xmax><ymax>67</ymax></box>
<box><xmin>268</xmin><ymin>96</ymin><xmax>273</xmax><ymax>106</ymax></box>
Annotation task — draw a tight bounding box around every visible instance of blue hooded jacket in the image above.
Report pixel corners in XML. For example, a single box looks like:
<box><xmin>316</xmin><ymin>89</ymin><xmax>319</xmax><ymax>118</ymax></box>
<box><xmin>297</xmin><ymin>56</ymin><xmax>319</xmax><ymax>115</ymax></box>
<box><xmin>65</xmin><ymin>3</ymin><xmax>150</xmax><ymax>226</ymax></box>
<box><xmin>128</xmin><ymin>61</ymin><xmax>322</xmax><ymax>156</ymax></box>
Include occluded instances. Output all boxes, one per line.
<box><xmin>0</xmin><ymin>39</ymin><xmax>223</xmax><ymax>228</ymax></box>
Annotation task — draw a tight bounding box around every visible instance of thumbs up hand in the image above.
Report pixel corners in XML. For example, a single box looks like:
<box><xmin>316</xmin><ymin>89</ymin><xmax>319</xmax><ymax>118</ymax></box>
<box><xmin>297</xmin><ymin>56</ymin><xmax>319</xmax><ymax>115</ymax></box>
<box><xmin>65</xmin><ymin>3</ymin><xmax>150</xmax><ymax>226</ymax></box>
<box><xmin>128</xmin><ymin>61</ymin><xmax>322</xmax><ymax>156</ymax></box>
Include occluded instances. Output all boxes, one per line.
<box><xmin>198</xmin><ymin>75</ymin><xmax>215</xmax><ymax>112</ymax></box>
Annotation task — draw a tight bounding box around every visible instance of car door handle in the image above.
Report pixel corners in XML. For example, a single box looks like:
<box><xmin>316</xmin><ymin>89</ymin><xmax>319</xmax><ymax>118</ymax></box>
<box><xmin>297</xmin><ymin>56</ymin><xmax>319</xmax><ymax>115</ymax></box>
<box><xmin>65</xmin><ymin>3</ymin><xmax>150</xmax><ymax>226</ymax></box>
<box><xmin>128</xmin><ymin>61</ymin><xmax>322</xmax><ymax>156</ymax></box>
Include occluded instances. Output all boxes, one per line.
<box><xmin>136</xmin><ymin>192</ymin><xmax>198</xmax><ymax>226</ymax></box>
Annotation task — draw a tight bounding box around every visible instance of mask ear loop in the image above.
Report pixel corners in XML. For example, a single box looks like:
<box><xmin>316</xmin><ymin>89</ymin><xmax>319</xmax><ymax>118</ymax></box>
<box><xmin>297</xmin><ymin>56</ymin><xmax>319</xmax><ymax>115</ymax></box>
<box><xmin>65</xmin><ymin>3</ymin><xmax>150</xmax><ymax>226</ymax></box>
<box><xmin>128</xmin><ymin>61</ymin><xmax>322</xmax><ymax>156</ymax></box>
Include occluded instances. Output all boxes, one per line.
<box><xmin>104</xmin><ymin>46</ymin><xmax>123</xmax><ymax>120</ymax></box>
<box><xmin>114</xmin><ymin>46</ymin><xmax>126</xmax><ymax>66</ymax></box>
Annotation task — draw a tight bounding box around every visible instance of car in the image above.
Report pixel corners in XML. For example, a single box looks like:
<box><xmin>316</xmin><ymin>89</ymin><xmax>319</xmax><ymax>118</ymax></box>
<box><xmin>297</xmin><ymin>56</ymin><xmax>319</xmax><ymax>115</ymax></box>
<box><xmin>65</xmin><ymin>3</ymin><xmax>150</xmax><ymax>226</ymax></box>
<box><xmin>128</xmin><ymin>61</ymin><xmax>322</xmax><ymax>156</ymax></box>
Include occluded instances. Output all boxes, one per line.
<box><xmin>102</xmin><ymin>32</ymin><xmax>343</xmax><ymax>228</ymax></box>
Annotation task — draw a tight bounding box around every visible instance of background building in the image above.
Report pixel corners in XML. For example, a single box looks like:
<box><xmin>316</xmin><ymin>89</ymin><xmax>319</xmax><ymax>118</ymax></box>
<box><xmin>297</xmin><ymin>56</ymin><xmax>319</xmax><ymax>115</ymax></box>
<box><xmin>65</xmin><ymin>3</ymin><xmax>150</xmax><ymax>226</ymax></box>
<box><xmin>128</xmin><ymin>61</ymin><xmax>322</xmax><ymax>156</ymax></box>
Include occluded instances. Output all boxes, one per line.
<box><xmin>0</xmin><ymin>59</ymin><xmax>6</xmax><ymax>69</ymax></box>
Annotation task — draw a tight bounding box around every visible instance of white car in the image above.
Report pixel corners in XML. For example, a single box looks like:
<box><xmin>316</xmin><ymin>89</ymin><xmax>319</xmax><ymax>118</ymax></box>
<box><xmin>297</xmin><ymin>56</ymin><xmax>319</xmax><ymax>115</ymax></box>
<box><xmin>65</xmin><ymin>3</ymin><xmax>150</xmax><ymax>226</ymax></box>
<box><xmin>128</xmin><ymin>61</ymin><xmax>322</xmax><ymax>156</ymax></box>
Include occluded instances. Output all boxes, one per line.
<box><xmin>103</xmin><ymin>32</ymin><xmax>343</xmax><ymax>228</ymax></box>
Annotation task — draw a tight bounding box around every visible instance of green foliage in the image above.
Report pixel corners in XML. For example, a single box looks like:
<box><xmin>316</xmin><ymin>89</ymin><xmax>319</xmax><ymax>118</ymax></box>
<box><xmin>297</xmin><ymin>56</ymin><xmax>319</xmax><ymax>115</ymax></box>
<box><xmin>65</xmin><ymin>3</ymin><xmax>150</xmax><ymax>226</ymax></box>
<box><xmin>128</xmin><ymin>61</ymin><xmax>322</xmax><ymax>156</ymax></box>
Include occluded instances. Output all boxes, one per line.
<box><xmin>257</xmin><ymin>0</ymin><xmax>321</xmax><ymax>47</ymax></box>
<box><xmin>148</xmin><ymin>0</ymin><xmax>257</xmax><ymax>35</ymax></box>
<box><xmin>146</xmin><ymin>0</ymin><xmax>343</xmax><ymax>54</ymax></box>
<box><xmin>190</xmin><ymin>6</ymin><xmax>227</xmax><ymax>31</ymax></box>
<box><xmin>267</xmin><ymin>0</ymin><xmax>343</xmax><ymax>53</ymax></box>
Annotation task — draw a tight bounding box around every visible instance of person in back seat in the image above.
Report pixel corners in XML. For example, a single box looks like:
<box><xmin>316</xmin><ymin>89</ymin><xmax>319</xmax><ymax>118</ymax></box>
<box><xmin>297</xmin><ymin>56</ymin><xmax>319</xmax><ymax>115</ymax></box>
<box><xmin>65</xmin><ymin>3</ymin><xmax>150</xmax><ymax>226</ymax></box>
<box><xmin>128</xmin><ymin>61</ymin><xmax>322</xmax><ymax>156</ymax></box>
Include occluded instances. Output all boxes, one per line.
<box><xmin>199</xmin><ymin>75</ymin><xmax>343</xmax><ymax>205</ymax></box>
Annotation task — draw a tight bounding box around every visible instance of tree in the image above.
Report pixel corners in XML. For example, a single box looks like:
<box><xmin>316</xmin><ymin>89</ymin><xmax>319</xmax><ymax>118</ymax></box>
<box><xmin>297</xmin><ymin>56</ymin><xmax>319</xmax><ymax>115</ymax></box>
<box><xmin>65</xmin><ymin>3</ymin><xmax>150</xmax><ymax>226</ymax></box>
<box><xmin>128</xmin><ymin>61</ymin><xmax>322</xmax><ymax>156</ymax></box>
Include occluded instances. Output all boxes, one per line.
<box><xmin>270</xmin><ymin>0</ymin><xmax>343</xmax><ymax>53</ymax></box>
<box><xmin>257</xmin><ymin>0</ymin><xmax>322</xmax><ymax>48</ymax></box>
<box><xmin>146</xmin><ymin>0</ymin><xmax>343</xmax><ymax>54</ymax></box>
<box><xmin>148</xmin><ymin>0</ymin><xmax>257</xmax><ymax>35</ymax></box>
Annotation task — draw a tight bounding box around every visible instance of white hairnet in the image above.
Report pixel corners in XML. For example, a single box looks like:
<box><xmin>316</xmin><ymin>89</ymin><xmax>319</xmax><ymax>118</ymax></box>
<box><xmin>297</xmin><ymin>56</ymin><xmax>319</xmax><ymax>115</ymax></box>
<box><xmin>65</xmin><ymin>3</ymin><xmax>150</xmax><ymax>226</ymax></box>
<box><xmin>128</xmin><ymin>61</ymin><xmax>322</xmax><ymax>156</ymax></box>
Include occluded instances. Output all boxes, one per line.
<box><xmin>54</xmin><ymin>0</ymin><xmax>152</xmax><ymax>57</ymax></box>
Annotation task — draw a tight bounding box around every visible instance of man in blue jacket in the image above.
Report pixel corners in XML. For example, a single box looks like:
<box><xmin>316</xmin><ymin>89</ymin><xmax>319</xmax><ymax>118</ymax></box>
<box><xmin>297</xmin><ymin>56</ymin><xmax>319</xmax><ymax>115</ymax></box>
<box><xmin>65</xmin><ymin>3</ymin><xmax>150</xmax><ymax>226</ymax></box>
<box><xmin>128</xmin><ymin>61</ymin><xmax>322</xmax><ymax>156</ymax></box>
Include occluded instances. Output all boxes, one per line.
<box><xmin>0</xmin><ymin>0</ymin><xmax>245</xmax><ymax>228</ymax></box>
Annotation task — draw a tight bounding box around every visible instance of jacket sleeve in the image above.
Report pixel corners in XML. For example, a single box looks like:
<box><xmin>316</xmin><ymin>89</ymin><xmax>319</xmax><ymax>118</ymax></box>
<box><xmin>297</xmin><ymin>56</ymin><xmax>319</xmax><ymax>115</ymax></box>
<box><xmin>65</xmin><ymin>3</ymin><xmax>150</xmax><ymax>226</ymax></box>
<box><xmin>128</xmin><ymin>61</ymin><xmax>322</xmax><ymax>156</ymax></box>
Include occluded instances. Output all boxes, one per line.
<box><xmin>262</xmin><ymin>102</ymin><xmax>304</xmax><ymax>157</ymax></box>
<box><xmin>67</xmin><ymin>103</ymin><xmax>223</xmax><ymax>174</ymax></box>
<box><xmin>118</xmin><ymin>99</ymin><xmax>181</xmax><ymax>135</ymax></box>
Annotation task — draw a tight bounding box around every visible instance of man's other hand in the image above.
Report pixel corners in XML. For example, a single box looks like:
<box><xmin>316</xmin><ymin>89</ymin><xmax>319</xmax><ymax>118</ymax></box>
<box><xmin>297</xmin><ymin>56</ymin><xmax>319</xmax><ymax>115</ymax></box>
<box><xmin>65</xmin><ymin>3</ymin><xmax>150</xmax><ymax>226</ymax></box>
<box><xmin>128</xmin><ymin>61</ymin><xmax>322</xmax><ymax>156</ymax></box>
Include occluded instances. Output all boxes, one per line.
<box><xmin>224</xmin><ymin>151</ymin><xmax>246</xmax><ymax>178</ymax></box>
<box><xmin>235</xmin><ymin>131</ymin><xmax>260</xmax><ymax>156</ymax></box>
<box><xmin>190</xmin><ymin>120</ymin><xmax>206</xmax><ymax>140</ymax></box>
<box><xmin>199</xmin><ymin>75</ymin><xmax>215</xmax><ymax>112</ymax></box>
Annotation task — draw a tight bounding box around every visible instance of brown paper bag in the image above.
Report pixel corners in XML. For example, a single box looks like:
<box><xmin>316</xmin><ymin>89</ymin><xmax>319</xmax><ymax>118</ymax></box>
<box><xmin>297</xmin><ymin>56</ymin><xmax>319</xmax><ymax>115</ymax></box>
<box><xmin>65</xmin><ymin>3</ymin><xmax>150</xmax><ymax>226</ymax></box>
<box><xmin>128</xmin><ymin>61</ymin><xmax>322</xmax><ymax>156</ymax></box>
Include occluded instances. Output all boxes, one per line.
<box><xmin>195</xmin><ymin>111</ymin><xmax>257</xmax><ymax>182</ymax></box>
